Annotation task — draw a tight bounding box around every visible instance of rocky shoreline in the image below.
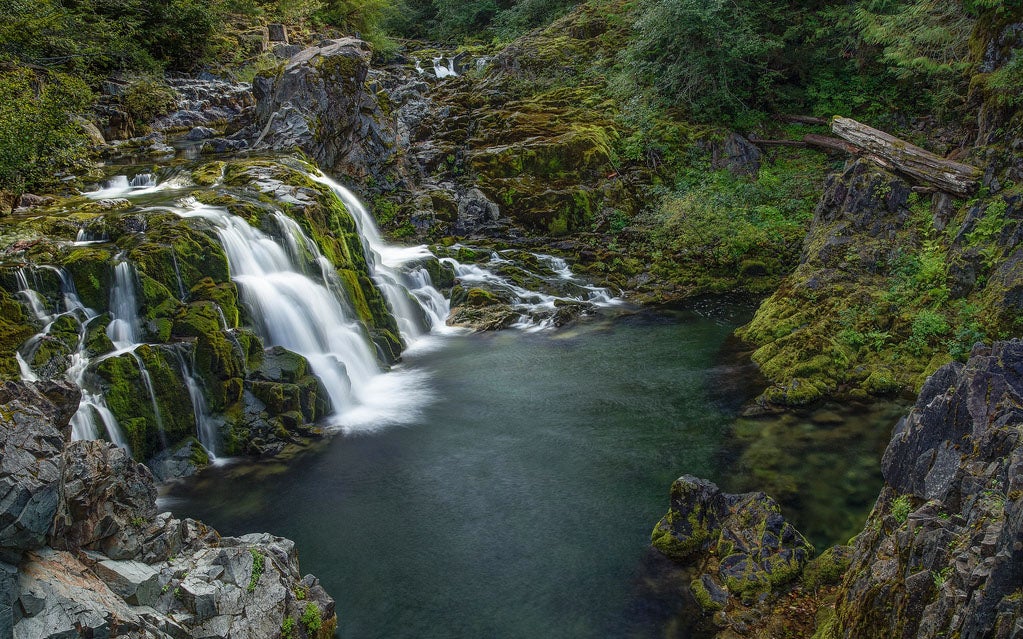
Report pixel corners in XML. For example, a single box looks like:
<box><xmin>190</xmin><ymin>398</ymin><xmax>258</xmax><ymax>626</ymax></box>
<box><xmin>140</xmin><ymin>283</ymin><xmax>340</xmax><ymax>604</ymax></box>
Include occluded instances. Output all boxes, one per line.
<box><xmin>650</xmin><ymin>340</ymin><xmax>1023</xmax><ymax>638</ymax></box>
<box><xmin>1</xmin><ymin>380</ymin><xmax>336</xmax><ymax>639</ymax></box>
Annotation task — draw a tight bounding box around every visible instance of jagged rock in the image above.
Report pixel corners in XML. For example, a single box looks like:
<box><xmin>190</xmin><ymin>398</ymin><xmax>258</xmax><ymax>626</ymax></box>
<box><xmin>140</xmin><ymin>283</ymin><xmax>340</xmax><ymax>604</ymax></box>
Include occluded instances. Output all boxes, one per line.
<box><xmin>50</xmin><ymin>440</ymin><xmax>159</xmax><ymax>560</ymax></box>
<box><xmin>92</xmin><ymin>558</ymin><xmax>161</xmax><ymax>606</ymax></box>
<box><xmin>267</xmin><ymin>23</ymin><xmax>288</xmax><ymax>43</ymax></box>
<box><xmin>651</xmin><ymin>475</ymin><xmax>814</xmax><ymax>611</ymax></box>
<box><xmin>0</xmin><ymin>381</ymin><xmax>79</xmax><ymax>561</ymax></box>
<box><xmin>247</xmin><ymin>38</ymin><xmax>394</xmax><ymax>183</ymax></box>
<box><xmin>15</xmin><ymin>548</ymin><xmax>146</xmax><ymax>639</ymax></box>
<box><xmin>184</xmin><ymin>126</ymin><xmax>217</xmax><ymax>141</ymax></box>
<box><xmin>824</xmin><ymin>340</ymin><xmax>1023</xmax><ymax>639</ymax></box>
<box><xmin>710</xmin><ymin>132</ymin><xmax>762</xmax><ymax>177</ymax></box>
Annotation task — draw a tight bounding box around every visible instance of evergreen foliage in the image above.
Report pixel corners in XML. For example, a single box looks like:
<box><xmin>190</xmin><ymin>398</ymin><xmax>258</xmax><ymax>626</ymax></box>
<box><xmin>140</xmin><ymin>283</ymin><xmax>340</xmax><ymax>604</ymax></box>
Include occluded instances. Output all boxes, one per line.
<box><xmin>0</xmin><ymin>66</ymin><xmax>92</xmax><ymax>199</ymax></box>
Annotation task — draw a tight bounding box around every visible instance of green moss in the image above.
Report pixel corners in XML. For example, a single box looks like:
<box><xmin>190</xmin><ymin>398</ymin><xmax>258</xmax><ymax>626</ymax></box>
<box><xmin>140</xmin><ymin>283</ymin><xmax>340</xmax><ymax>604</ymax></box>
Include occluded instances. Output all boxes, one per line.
<box><xmin>803</xmin><ymin>546</ymin><xmax>852</xmax><ymax>589</ymax></box>
<box><xmin>0</xmin><ymin>290</ymin><xmax>36</xmax><ymax>379</ymax></box>
<box><xmin>690</xmin><ymin>577</ymin><xmax>725</xmax><ymax>613</ymax></box>
<box><xmin>188</xmin><ymin>277</ymin><xmax>240</xmax><ymax>328</ymax></box>
<box><xmin>94</xmin><ymin>346</ymin><xmax>198</xmax><ymax>461</ymax></box>
<box><xmin>191</xmin><ymin>161</ymin><xmax>226</xmax><ymax>186</ymax></box>
<box><xmin>61</xmin><ymin>246</ymin><xmax>112</xmax><ymax>311</ymax></box>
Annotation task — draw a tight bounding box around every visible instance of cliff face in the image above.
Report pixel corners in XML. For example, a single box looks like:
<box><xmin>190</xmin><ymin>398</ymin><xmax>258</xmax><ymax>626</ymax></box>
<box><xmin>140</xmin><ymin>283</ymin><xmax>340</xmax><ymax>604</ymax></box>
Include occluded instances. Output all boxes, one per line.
<box><xmin>0</xmin><ymin>379</ymin><xmax>336</xmax><ymax>639</ymax></box>
<box><xmin>821</xmin><ymin>340</ymin><xmax>1023</xmax><ymax>639</ymax></box>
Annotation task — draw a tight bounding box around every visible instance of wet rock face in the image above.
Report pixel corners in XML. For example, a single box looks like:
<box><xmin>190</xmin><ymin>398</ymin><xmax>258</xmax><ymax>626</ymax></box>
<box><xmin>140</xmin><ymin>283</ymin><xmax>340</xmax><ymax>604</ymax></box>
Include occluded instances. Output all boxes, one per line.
<box><xmin>651</xmin><ymin>475</ymin><xmax>814</xmax><ymax>610</ymax></box>
<box><xmin>827</xmin><ymin>340</ymin><xmax>1023</xmax><ymax>639</ymax></box>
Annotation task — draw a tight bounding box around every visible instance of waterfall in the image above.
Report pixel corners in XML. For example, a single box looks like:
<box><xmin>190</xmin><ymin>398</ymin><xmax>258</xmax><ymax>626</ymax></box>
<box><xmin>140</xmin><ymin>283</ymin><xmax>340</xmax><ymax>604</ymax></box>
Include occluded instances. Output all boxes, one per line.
<box><xmin>308</xmin><ymin>173</ymin><xmax>448</xmax><ymax>341</ymax></box>
<box><xmin>107</xmin><ymin>261</ymin><xmax>141</xmax><ymax>348</ymax></box>
<box><xmin>171</xmin><ymin>198</ymin><xmax>428</xmax><ymax>432</ymax></box>
<box><xmin>14</xmin><ymin>267</ymin><xmax>131</xmax><ymax>451</ymax></box>
<box><xmin>173</xmin><ymin>348</ymin><xmax>219</xmax><ymax>458</ymax></box>
<box><xmin>432</xmin><ymin>57</ymin><xmax>457</xmax><ymax>78</ymax></box>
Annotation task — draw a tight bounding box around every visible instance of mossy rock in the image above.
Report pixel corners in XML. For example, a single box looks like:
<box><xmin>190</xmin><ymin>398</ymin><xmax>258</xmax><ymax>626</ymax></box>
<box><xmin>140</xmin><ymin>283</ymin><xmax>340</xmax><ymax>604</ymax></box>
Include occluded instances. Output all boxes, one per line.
<box><xmin>84</xmin><ymin>314</ymin><xmax>115</xmax><ymax>358</ymax></box>
<box><xmin>762</xmin><ymin>377</ymin><xmax>828</xmax><ymax>407</ymax></box>
<box><xmin>188</xmin><ymin>277</ymin><xmax>240</xmax><ymax>328</ymax></box>
<box><xmin>28</xmin><ymin>336</ymin><xmax>74</xmax><ymax>379</ymax></box>
<box><xmin>61</xmin><ymin>246</ymin><xmax>113</xmax><ymax>312</ymax></box>
<box><xmin>234</xmin><ymin>329</ymin><xmax>265</xmax><ymax>372</ymax></box>
<box><xmin>192</xmin><ymin>161</ymin><xmax>226</xmax><ymax>186</ymax></box>
<box><xmin>803</xmin><ymin>545</ymin><xmax>853</xmax><ymax>590</ymax></box>
<box><xmin>172</xmin><ymin>301</ymin><xmax>223</xmax><ymax>339</ymax></box>
<box><xmin>863</xmin><ymin>368</ymin><xmax>901</xmax><ymax>395</ymax></box>
<box><xmin>94</xmin><ymin>345</ymin><xmax>197</xmax><ymax>461</ymax></box>
<box><xmin>0</xmin><ymin>290</ymin><xmax>37</xmax><ymax>379</ymax></box>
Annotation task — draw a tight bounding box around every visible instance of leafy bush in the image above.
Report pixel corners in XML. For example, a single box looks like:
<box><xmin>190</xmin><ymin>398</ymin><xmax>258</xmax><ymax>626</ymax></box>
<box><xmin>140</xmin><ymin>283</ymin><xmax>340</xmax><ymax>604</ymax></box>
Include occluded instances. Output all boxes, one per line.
<box><xmin>122</xmin><ymin>81</ymin><xmax>178</xmax><ymax>129</ymax></box>
<box><xmin>0</xmin><ymin>67</ymin><xmax>93</xmax><ymax>199</ymax></box>
<box><xmin>301</xmin><ymin>602</ymin><xmax>322</xmax><ymax>634</ymax></box>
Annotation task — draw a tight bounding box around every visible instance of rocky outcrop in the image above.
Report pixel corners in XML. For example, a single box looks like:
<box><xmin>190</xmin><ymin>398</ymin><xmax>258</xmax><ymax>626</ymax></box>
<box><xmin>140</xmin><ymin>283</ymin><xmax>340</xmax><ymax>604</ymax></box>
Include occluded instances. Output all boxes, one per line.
<box><xmin>818</xmin><ymin>340</ymin><xmax>1023</xmax><ymax>639</ymax></box>
<box><xmin>247</xmin><ymin>38</ymin><xmax>392</xmax><ymax>184</ymax></box>
<box><xmin>737</xmin><ymin>158</ymin><xmax>1023</xmax><ymax>406</ymax></box>
<box><xmin>650</xmin><ymin>475</ymin><xmax>814</xmax><ymax>634</ymax></box>
<box><xmin>0</xmin><ymin>379</ymin><xmax>336</xmax><ymax>638</ymax></box>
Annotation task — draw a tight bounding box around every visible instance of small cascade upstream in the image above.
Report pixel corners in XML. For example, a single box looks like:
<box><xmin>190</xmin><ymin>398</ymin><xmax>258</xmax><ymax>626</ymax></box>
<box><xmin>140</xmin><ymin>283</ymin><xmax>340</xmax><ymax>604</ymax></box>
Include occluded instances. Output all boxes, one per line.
<box><xmin>432</xmin><ymin>57</ymin><xmax>458</xmax><ymax>78</ymax></box>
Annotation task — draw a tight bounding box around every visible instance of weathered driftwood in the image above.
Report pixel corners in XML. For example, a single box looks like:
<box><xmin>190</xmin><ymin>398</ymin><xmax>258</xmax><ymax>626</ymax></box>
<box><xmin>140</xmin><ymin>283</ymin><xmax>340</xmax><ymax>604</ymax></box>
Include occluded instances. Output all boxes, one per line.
<box><xmin>831</xmin><ymin>116</ymin><xmax>981</xmax><ymax>196</ymax></box>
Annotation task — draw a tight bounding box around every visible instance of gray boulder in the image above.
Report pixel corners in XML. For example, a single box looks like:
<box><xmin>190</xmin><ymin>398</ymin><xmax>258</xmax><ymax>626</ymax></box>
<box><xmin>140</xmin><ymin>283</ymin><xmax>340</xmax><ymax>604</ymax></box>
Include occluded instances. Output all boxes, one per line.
<box><xmin>0</xmin><ymin>381</ymin><xmax>79</xmax><ymax>561</ymax></box>
<box><xmin>50</xmin><ymin>440</ymin><xmax>158</xmax><ymax>560</ymax></box>
<box><xmin>650</xmin><ymin>475</ymin><xmax>814</xmax><ymax>612</ymax></box>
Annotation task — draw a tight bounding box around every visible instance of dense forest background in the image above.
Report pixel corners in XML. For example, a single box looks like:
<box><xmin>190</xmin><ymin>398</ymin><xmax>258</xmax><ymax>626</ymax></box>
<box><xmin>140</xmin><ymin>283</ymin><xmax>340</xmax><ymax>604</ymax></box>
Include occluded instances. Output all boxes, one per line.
<box><xmin>2</xmin><ymin>0</ymin><xmax>1021</xmax><ymax>199</ymax></box>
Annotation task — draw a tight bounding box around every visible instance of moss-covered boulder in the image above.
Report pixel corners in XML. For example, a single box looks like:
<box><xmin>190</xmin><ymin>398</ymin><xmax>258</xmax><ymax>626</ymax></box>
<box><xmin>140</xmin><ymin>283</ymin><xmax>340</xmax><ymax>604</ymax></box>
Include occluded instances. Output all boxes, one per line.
<box><xmin>651</xmin><ymin>475</ymin><xmax>814</xmax><ymax>613</ymax></box>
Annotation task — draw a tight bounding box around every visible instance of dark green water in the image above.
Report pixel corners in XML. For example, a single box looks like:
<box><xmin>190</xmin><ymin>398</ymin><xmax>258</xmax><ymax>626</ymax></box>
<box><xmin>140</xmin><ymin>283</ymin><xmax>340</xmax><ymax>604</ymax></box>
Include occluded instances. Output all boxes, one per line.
<box><xmin>164</xmin><ymin>301</ymin><xmax>901</xmax><ymax>638</ymax></box>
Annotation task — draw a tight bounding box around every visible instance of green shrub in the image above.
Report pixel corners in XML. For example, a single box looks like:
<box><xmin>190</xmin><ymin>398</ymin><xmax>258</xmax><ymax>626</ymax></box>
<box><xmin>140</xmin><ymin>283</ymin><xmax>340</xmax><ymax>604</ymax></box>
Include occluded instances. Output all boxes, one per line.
<box><xmin>248</xmin><ymin>548</ymin><xmax>265</xmax><ymax>592</ymax></box>
<box><xmin>122</xmin><ymin>80</ymin><xmax>178</xmax><ymax>129</ymax></box>
<box><xmin>0</xmin><ymin>67</ymin><xmax>93</xmax><ymax>199</ymax></box>
<box><xmin>301</xmin><ymin>602</ymin><xmax>322</xmax><ymax>634</ymax></box>
<box><xmin>891</xmin><ymin>494</ymin><xmax>912</xmax><ymax>524</ymax></box>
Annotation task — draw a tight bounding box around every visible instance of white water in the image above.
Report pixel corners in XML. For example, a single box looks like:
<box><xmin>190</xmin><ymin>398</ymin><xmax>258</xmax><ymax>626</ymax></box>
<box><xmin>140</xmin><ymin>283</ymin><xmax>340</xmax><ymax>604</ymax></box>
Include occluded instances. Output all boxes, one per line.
<box><xmin>432</xmin><ymin>57</ymin><xmax>457</xmax><ymax>78</ymax></box>
<box><xmin>16</xmin><ymin>167</ymin><xmax>620</xmax><ymax>452</ymax></box>
<box><xmin>309</xmin><ymin>173</ymin><xmax>455</xmax><ymax>342</ymax></box>
<box><xmin>14</xmin><ymin>267</ymin><xmax>131</xmax><ymax>451</ymax></box>
<box><xmin>84</xmin><ymin>172</ymin><xmax>188</xmax><ymax>199</ymax></box>
<box><xmin>171</xmin><ymin>198</ymin><xmax>430</xmax><ymax>433</ymax></box>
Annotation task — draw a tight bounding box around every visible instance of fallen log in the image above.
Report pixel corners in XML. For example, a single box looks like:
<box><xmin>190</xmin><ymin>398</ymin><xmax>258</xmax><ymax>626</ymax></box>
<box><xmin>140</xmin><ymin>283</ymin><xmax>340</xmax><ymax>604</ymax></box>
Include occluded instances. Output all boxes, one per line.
<box><xmin>774</xmin><ymin>114</ymin><xmax>831</xmax><ymax>126</ymax></box>
<box><xmin>831</xmin><ymin>116</ymin><xmax>981</xmax><ymax>196</ymax></box>
<box><xmin>748</xmin><ymin>134</ymin><xmax>859</xmax><ymax>154</ymax></box>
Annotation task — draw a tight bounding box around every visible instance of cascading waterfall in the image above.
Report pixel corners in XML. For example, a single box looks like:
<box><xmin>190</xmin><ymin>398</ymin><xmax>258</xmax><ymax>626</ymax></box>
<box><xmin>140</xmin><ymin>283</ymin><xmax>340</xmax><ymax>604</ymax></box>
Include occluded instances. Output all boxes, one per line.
<box><xmin>432</xmin><ymin>57</ymin><xmax>458</xmax><ymax>78</ymax></box>
<box><xmin>13</xmin><ymin>165</ymin><xmax>620</xmax><ymax>455</ymax></box>
<box><xmin>14</xmin><ymin>267</ymin><xmax>131</xmax><ymax>450</ymax></box>
<box><xmin>309</xmin><ymin>173</ymin><xmax>446</xmax><ymax>341</ymax></box>
<box><xmin>170</xmin><ymin>198</ymin><xmax>428</xmax><ymax>431</ymax></box>
<box><xmin>173</xmin><ymin>348</ymin><xmax>219</xmax><ymax>458</ymax></box>
<box><xmin>107</xmin><ymin>261</ymin><xmax>142</xmax><ymax>348</ymax></box>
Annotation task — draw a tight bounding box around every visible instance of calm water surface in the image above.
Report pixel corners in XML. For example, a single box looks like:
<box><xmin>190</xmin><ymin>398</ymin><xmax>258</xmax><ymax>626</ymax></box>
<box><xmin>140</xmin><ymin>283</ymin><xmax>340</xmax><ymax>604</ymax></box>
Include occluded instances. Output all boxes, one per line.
<box><xmin>165</xmin><ymin>300</ymin><xmax>897</xmax><ymax>638</ymax></box>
